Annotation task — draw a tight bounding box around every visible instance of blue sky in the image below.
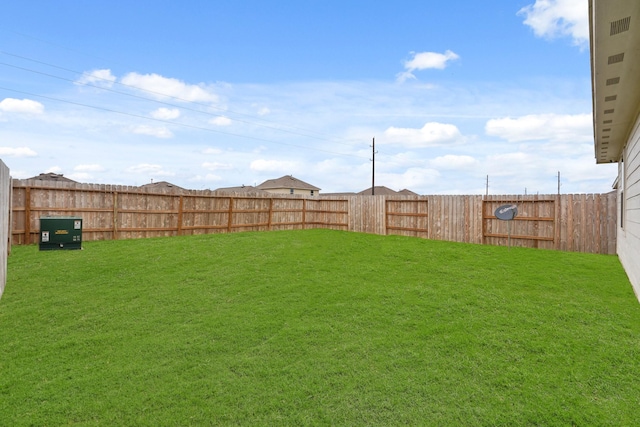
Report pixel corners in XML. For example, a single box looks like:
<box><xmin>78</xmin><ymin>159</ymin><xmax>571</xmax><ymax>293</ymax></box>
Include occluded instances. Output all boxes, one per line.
<box><xmin>0</xmin><ymin>0</ymin><xmax>617</xmax><ymax>194</ymax></box>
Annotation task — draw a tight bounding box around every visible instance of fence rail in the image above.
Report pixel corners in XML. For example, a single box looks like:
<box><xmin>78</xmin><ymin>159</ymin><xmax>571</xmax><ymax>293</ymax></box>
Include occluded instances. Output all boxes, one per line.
<box><xmin>10</xmin><ymin>180</ymin><xmax>617</xmax><ymax>254</ymax></box>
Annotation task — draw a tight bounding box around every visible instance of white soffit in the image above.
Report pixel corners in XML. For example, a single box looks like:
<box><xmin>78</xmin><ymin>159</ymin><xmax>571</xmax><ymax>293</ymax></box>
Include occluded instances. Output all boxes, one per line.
<box><xmin>590</xmin><ymin>0</ymin><xmax>640</xmax><ymax>163</ymax></box>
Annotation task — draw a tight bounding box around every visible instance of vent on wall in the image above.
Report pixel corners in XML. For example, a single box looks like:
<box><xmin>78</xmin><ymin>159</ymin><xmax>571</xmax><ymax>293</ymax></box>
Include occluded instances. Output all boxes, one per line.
<box><xmin>608</xmin><ymin>53</ymin><xmax>625</xmax><ymax>64</ymax></box>
<box><xmin>603</xmin><ymin>120</ymin><xmax>613</xmax><ymax>124</ymax></box>
<box><xmin>604</xmin><ymin>95</ymin><xmax>617</xmax><ymax>101</ymax></box>
<box><xmin>604</xmin><ymin>109</ymin><xmax>615</xmax><ymax>114</ymax></box>
<box><xmin>610</xmin><ymin>16</ymin><xmax>631</xmax><ymax>35</ymax></box>
<box><xmin>606</xmin><ymin>77</ymin><xmax>621</xmax><ymax>85</ymax></box>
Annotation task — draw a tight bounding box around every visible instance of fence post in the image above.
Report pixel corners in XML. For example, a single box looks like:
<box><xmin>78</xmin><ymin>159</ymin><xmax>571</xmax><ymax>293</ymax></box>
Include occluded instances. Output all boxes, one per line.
<box><xmin>384</xmin><ymin>199</ymin><xmax>388</xmax><ymax>235</ymax></box>
<box><xmin>227</xmin><ymin>197</ymin><xmax>234</xmax><ymax>233</ymax></box>
<box><xmin>268</xmin><ymin>198</ymin><xmax>273</xmax><ymax>231</ymax></box>
<box><xmin>553</xmin><ymin>194</ymin><xmax>562</xmax><ymax>250</ymax></box>
<box><xmin>177</xmin><ymin>195</ymin><xmax>184</xmax><ymax>236</ymax></box>
<box><xmin>25</xmin><ymin>187</ymin><xmax>31</xmax><ymax>245</ymax></box>
<box><xmin>8</xmin><ymin>179</ymin><xmax>12</xmax><ymax>255</ymax></box>
<box><xmin>112</xmin><ymin>191</ymin><xmax>119</xmax><ymax>240</ymax></box>
<box><xmin>480</xmin><ymin>196</ymin><xmax>486</xmax><ymax>245</ymax></box>
<box><xmin>302</xmin><ymin>198</ymin><xmax>307</xmax><ymax>230</ymax></box>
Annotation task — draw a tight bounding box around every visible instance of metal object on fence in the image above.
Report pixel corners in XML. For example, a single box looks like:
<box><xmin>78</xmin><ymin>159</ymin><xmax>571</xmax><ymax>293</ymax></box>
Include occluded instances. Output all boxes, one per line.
<box><xmin>494</xmin><ymin>204</ymin><xmax>518</xmax><ymax>249</ymax></box>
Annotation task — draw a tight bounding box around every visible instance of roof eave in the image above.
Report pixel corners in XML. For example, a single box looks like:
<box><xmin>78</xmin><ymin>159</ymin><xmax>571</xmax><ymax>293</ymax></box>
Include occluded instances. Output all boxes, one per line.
<box><xmin>591</xmin><ymin>0</ymin><xmax>640</xmax><ymax>164</ymax></box>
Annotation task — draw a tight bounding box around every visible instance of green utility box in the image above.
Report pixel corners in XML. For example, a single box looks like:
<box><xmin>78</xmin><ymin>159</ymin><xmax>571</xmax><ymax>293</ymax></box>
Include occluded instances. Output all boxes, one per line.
<box><xmin>39</xmin><ymin>216</ymin><xmax>83</xmax><ymax>250</ymax></box>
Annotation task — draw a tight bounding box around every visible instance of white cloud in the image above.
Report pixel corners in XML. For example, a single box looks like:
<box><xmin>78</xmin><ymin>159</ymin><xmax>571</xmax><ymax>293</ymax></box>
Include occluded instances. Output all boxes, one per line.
<box><xmin>45</xmin><ymin>166</ymin><xmax>62</xmax><ymax>174</ymax></box>
<box><xmin>485</xmin><ymin>152</ymin><xmax>537</xmax><ymax>176</ymax></box>
<box><xmin>126</xmin><ymin>163</ymin><xmax>175</xmax><ymax>177</ymax></box>
<box><xmin>0</xmin><ymin>146</ymin><xmax>38</xmax><ymax>157</ymax></box>
<box><xmin>485</xmin><ymin>113</ymin><xmax>592</xmax><ymax>142</ymax></box>
<box><xmin>204</xmin><ymin>174</ymin><xmax>223</xmax><ymax>182</ymax></box>
<box><xmin>121</xmin><ymin>72</ymin><xmax>218</xmax><ymax>103</ymax></box>
<box><xmin>315</xmin><ymin>158</ymin><xmax>355</xmax><ymax>174</ymax></box>
<box><xmin>202</xmin><ymin>147</ymin><xmax>223</xmax><ymax>155</ymax></box>
<box><xmin>518</xmin><ymin>0</ymin><xmax>589</xmax><ymax>47</ymax></box>
<box><xmin>150</xmin><ymin>108</ymin><xmax>180</xmax><ymax>120</ymax></box>
<box><xmin>68</xmin><ymin>172</ymin><xmax>93</xmax><ymax>181</ymax></box>
<box><xmin>379</xmin><ymin>168</ymin><xmax>441</xmax><ymax>191</ymax></box>
<box><xmin>257</xmin><ymin>107</ymin><xmax>271</xmax><ymax>116</ymax></box>
<box><xmin>559</xmin><ymin>155</ymin><xmax>618</xmax><ymax>182</ymax></box>
<box><xmin>383</xmin><ymin>122</ymin><xmax>465</xmax><ymax>147</ymax></box>
<box><xmin>209</xmin><ymin>116</ymin><xmax>232</xmax><ymax>126</ymax></box>
<box><xmin>75</xmin><ymin>69</ymin><xmax>117</xmax><ymax>88</ymax></box>
<box><xmin>0</xmin><ymin>98</ymin><xmax>44</xmax><ymax>114</ymax></box>
<box><xmin>383</xmin><ymin>152</ymin><xmax>430</xmax><ymax>169</ymax></box>
<box><xmin>131</xmin><ymin>125</ymin><xmax>174</xmax><ymax>139</ymax></box>
<box><xmin>74</xmin><ymin>164</ymin><xmax>105</xmax><ymax>172</ymax></box>
<box><xmin>189</xmin><ymin>173</ymin><xmax>224</xmax><ymax>183</ymax></box>
<box><xmin>202</xmin><ymin>161</ymin><xmax>233</xmax><ymax>171</ymax></box>
<box><xmin>430</xmin><ymin>155</ymin><xmax>479</xmax><ymax>170</ymax></box>
<box><xmin>397</xmin><ymin>50</ymin><xmax>460</xmax><ymax>82</ymax></box>
<box><xmin>250</xmin><ymin>159</ymin><xmax>300</xmax><ymax>173</ymax></box>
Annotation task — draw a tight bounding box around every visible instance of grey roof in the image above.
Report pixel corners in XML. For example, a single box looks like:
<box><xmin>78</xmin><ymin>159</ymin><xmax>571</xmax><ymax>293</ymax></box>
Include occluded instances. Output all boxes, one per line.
<box><xmin>26</xmin><ymin>173</ymin><xmax>78</xmax><ymax>183</ymax></box>
<box><xmin>138</xmin><ymin>181</ymin><xmax>187</xmax><ymax>193</ymax></box>
<box><xmin>256</xmin><ymin>175</ymin><xmax>320</xmax><ymax>191</ymax></box>
<box><xmin>357</xmin><ymin>186</ymin><xmax>399</xmax><ymax>196</ymax></box>
<box><xmin>214</xmin><ymin>185</ymin><xmax>269</xmax><ymax>194</ymax></box>
<box><xmin>398</xmin><ymin>189</ymin><xmax>419</xmax><ymax>196</ymax></box>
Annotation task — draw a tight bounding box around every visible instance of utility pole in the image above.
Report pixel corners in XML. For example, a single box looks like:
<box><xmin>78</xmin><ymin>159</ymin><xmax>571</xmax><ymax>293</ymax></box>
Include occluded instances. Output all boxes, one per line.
<box><xmin>557</xmin><ymin>171</ymin><xmax>561</xmax><ymax>195</ymax></box>
<box><xmin>485</xmin><ymin>175</ymin><xmax>489</xmax><ymax>197</ymax></box>
<box><xmin>370</xmin><ymin>137</ymin><xmax>377</xmax><ymax>195</ymax></box>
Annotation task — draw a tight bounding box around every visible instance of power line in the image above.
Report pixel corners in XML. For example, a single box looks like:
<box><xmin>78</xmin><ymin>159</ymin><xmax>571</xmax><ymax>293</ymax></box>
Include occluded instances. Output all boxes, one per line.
<box><xmin>0</xmin><ymin>60</ymin><xmax>355</xmax><ymax>144</ymax></box>
<box><xmin>0</xmin><ymin>85</ymin><xmax>369</xmax><ymax>160</ymax></box>
<box><xmin>0</xmin><ymin>50</ymin><xmax>362</xmax><ymax>147</ymax></box>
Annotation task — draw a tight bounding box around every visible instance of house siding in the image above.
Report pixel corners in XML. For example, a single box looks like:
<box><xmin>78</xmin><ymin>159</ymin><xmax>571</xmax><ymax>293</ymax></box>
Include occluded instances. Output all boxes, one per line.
<box><xmin>618</xmin><ymin>112</ymin><xmax>640</xmax><ymax>298</ymax></box>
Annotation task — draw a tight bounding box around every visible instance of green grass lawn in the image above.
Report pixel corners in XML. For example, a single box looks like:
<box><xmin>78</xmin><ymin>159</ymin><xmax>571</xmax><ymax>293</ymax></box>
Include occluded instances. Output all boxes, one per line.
<box><xmin>1</xmin><ymin>229</ymin><xmax>639</xmax><ymax>426</ymax></box>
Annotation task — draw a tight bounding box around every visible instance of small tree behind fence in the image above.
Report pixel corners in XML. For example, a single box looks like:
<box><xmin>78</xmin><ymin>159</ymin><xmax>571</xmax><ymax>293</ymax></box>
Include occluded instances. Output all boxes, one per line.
<box><xmin>11</xmin><ymin>179</ymin><xmax>617</xmax><ymax>255</ymax></box>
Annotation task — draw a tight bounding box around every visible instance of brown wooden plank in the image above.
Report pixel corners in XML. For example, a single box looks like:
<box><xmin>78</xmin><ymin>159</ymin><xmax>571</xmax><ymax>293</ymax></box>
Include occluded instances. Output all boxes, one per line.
<box><xmin>484</xmin><ymin>232</ymin><xmax>555</xmax><ymax>241</ymax></box>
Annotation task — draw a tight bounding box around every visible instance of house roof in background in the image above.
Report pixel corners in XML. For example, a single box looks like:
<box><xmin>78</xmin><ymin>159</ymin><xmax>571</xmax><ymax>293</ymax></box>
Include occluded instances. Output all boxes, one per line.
<box><xmin>26</xmin><ymin>173</ymin><xmax>78</xmax><ymax>183</ymax></box>
<box><xmin>257</xmin><ymin>175</ymin><xmax>320</xmax><ymax>191</ymax></box>
<box><xmin>357</xmin><ymin>186</ymin><xmax>400</xmax><ymax>195</ymax></box>
<box><xmin>138</xmin><ymin>181</ymin><xmax>187</xmax><ymax>193</ymax></box>
<box><xmin>214</xmin><ymin>185</ymin><xmax>269</xmax><ymax>194</ymax></box>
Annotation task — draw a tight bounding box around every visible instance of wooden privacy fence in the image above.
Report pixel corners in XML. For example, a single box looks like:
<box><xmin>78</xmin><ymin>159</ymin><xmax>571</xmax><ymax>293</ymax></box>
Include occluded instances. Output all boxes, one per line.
<box><xmin>11</xmin><ymin>185</ymin><xmax>349</xmax><ymax>243</ymax></box>
<box><xmin>10</xmin><ymin>181</ymin><xmax>617</xmax><ymax>254</ymax></box>
<box><xmin>382</xmin><ymin>194</ymin><xmax>617</xmax><ymax>254</ymax></box>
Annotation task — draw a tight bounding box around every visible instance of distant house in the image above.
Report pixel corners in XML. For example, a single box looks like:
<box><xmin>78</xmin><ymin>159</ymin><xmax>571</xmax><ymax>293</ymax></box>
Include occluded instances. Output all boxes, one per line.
<box><xmin>256</xmin><ymin>175</ymin><xmax>320</xmax><ymax>196</ymax></box>
<box><xmin>590</xmin><ymin>0</ymin><xmax>640</xmax><ymax>298</ymax></box>
<box><xmin>398</xmin><ymin>189</ymin><xmax>419</xmax><ymax>196</ymax></box>
<box><xmin>213</xmin><ymin>185</ymin><xmax>269</xmax><ymax>195</ymax></box>
<box><xmin>357</xmin><ymin>186</ymin><xmax>399</xmax><ymax>196</ymax></box>
<box><xmin>138</xmin><ymin>181</ymin><xmax>188</xmax><ymax>194</ymax></box>
<box><xmin>25</xmin><ymin>173</ymin><xmax>78</xmax><ymax>183</ymax></box>
<box><xmin>323</xmin><ymin>188</ymin><xmax>419</xmax><ymax>197</ymax></box>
